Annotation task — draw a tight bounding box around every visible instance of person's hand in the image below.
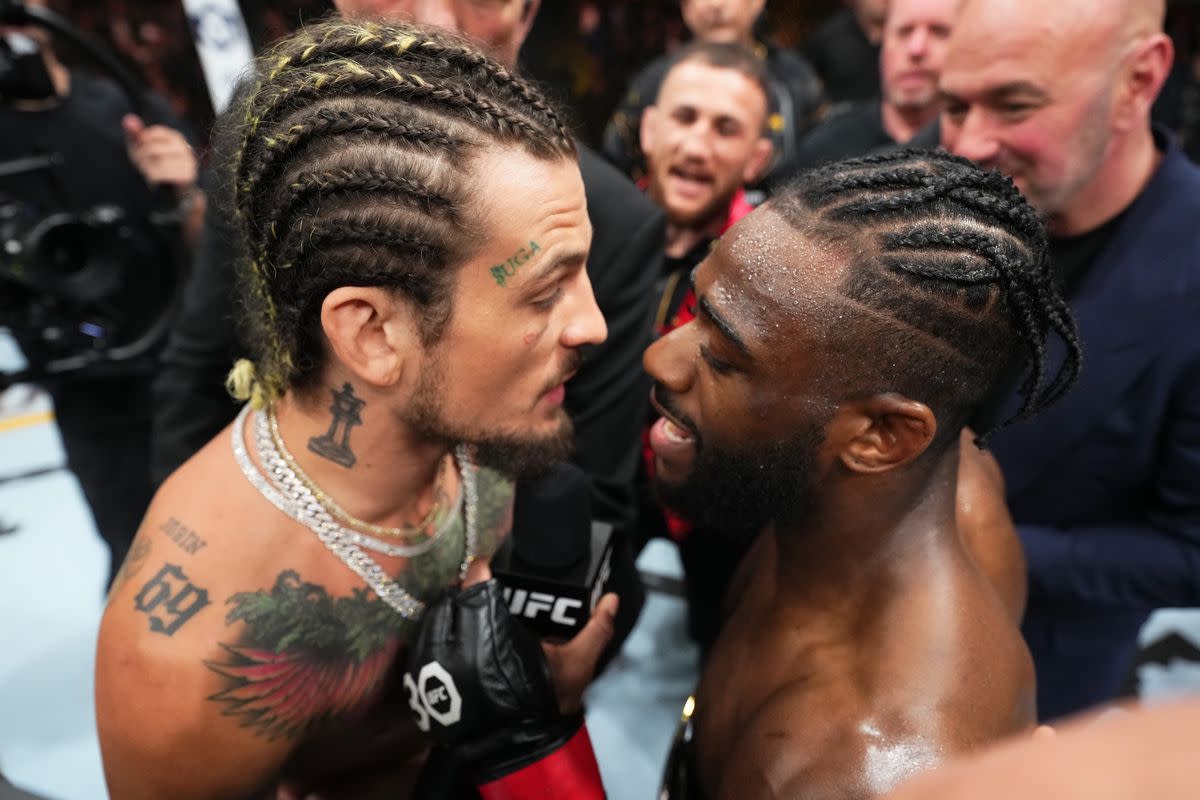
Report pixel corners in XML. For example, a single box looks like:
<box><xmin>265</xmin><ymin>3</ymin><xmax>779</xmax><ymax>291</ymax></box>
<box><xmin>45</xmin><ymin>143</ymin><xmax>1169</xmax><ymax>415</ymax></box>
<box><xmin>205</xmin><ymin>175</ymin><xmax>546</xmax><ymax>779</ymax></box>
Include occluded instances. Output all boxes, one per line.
<box><xmin>122</xmin><ymin>113</ymin><xmax>198</xmax><ymax>191</ymax></box>
<box><xmin>543</xmin><ymin>592</ymin><xmax>617</xmax><ymax>714</ymax></box>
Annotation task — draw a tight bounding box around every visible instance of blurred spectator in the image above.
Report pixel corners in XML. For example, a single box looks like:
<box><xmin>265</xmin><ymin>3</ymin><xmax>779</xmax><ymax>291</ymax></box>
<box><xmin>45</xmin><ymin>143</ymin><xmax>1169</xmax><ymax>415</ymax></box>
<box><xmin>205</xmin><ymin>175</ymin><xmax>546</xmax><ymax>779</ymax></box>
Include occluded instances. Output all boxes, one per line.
<box><xmin>635</xmin><ymin>42</ymin><xmax>771</xmax><ymax>652</ymax></box>
<box><xmin>802</xmin><ymin>0</ymin><xmax>886</xmax><ymax>104</ymax></box>
<box><xmin>786</xmin><ymin>0</ymin><xmax>954</xmax><ymax>174</ymax></box>
<box><xmin>48</xmin><ymin>0</ymin><xmax>214</xmax><ymax>148</ymax></box>
<box><xmin>0</xmin><ymin>0</ymin><xmax>201</xmax><ymax>586</ymax></box>
<box><xmin>602</xmin><ymin>0</ymin><xmax>826</xmax><ymax>189</ymax></box>
<box><xmin>940</xmin><ymin>0</ymin><xmax>1200</xmax><ymax>720</ymax></box>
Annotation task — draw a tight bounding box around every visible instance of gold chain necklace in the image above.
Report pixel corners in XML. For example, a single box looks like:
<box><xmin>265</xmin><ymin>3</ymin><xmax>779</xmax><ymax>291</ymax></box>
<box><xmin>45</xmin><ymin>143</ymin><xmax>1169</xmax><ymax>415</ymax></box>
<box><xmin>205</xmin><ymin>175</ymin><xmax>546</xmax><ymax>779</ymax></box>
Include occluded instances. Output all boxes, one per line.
<box><xmin>267</xmin><ymin>407</ymin><xmax>447</xmax><ymax>542</ymax></box>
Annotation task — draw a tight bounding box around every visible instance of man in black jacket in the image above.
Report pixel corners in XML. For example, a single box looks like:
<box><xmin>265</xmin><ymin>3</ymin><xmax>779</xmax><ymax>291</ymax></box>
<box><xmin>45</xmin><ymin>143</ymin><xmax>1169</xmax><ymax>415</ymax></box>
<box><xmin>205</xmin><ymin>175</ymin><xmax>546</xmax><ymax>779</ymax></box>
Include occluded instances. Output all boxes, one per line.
<box><xmin>151</xmin><ymin>0</ymin><xmax>664</xmax><ymax>534</ymax></box>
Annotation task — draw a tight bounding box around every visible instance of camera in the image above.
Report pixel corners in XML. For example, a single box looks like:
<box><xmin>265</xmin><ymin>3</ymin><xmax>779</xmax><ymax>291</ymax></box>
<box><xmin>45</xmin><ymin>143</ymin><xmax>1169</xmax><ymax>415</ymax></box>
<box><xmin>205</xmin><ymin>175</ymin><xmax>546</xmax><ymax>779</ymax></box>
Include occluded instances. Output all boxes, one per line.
<box><xmin>0</xmin><ymin>195</ymin><xmax>177</xmax><ymax>381</ymax></box>
<box><xmin>0</xmin><ymin>2</ymin><xmax>188</xmax><ymax>387</ymax></box>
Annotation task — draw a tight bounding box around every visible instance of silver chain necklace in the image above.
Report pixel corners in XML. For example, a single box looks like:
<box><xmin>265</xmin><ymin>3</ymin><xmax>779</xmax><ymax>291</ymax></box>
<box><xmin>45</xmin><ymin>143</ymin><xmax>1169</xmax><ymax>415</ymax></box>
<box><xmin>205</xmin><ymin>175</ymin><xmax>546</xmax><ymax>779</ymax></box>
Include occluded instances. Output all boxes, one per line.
<box><xmin>230</xmin><ymin>403</ymin><xmax>478</xmax><ymax>620</ymax></box>
<box><xmin>254</xmin><ymin>409</ymin><xmax>457</xmax><ymax>559</ymax></box>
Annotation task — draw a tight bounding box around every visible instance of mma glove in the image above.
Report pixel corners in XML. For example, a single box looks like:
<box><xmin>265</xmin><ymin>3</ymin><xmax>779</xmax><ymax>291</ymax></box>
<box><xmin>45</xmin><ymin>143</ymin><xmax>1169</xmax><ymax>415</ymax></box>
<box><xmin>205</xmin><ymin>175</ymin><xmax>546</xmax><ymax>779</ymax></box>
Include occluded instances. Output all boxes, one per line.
<box><xmin>403</xmin><ymin>579</ymin><xmax>606</xmax><ymax>799</ymax></box>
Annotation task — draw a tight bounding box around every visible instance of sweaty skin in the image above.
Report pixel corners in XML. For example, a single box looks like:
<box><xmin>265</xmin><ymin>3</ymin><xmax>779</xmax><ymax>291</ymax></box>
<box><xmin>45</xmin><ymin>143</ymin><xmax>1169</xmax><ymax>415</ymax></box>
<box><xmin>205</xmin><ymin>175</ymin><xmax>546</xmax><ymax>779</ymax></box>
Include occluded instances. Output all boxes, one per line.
<box><xmin>697</xmin><ymin>461</ymin><xmax>1033</xmax><ymax>800</ymax></box>
<box><xmin>651</xmin><ymin>210</ymin><xmax>1035</xmax><ymax>800</ymax></box>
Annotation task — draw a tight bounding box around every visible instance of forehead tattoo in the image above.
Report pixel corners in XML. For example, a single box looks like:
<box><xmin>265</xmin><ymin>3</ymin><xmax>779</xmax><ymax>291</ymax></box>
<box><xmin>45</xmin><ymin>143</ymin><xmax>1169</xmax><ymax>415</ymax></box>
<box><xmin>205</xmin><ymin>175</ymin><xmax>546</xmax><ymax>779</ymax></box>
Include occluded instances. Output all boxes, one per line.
<box><xmin>489</xmin><ymin>240</ymin><xmax>542</xmax><ymax>287</ymax></box>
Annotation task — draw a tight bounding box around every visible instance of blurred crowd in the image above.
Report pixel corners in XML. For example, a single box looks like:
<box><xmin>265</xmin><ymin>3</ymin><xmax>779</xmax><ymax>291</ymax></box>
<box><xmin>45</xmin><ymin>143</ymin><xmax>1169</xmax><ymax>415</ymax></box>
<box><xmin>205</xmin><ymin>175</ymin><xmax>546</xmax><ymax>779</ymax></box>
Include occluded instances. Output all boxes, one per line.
<box><xmin>3</xmin><ymin>0</ymin><xmax>1200</xmax><ymax>797</ymax></box>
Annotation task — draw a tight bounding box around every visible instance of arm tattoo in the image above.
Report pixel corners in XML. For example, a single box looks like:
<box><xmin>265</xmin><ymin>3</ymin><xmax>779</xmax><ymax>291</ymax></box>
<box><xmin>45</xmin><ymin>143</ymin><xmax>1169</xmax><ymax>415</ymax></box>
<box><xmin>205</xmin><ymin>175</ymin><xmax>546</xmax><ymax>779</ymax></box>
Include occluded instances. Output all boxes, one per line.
<box><xmin>161</xmin><ymin>517</ymin><xmax>207</xmax><ymax>555</ymax></box>
<box><xmin>133</xmin><ymin>563</ymin><xmax>212</xmax><ymax>635</ymax></box>
<box><xmin>109</xmin><ymin>534</ymin><xmax>152</xmax><ymax>597</ymax></box>
<box><xmin>205</xmin><ymin>570</ymin><xmax>408</xmax><ymax>740</ymax></box>
<box><xmin>308</xmin><ymin>382</ymin><xmax>365</xmax><ymax>468</ymax></box>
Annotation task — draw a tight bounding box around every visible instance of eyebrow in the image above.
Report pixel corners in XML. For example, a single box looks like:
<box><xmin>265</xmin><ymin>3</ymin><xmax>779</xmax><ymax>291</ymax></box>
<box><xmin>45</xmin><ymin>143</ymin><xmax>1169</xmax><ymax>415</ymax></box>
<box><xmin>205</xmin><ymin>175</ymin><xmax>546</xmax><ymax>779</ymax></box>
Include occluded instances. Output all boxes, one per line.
<box><xmin>940</xmin><ymin>80</ymin><xmax>1049</xmax><ymax>104</ymax></box>
<box><xmin>697</xmin><ymin>294</ymin><xmax>751</xmax><ymax>358</ymax></box>
<box><xmin>524</xmin><ymin>247</ymin><xmax>588</xmax><ymax>288</ymax></box>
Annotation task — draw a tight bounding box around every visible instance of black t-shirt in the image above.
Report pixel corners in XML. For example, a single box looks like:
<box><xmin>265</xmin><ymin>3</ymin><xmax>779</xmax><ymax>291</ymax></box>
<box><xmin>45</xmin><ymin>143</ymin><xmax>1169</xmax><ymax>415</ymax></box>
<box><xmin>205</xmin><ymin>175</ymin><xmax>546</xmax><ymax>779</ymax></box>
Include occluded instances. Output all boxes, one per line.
<box><xmin>802</xmin><ymin>10</ymin><xmax>881</xmax><ymax>104</ymax></box>
<box><xmin>1049</xmin><ymin>212</ymin><xmax>1123</xmax><ymax>296</ymax></box>
<box><xmin>779</xmin><ymin>100</ymin><xmax>895</xmax><ymax>182</ymax></box>
<box><xmin>0</xmin><ymin>71</ymin><xmax>181</xmax><ymax>217</ymax></box>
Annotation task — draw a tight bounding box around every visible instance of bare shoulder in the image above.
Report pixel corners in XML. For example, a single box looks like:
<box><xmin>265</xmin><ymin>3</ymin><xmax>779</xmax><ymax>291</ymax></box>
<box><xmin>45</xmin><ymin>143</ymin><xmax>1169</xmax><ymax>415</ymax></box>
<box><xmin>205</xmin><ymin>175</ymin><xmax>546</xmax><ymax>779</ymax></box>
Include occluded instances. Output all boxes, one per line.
<box><xmin>97</xmin><ymin>438</ymin><xmax>295</xmax><ymax>797</ymax></box>
<box><xmin>97</xmin><ymin>434</ymin><xmax>309</xmax><ymax>796</ymax></box>
<box><xmin>955</xmin><ymin>431</ymin><xmax>1026</xmax><ymax>622</ymax></box>
<box><xmin>717</xmin><ymin>689</ymin><xmax>958</xmax><ymax>800</ymax></box>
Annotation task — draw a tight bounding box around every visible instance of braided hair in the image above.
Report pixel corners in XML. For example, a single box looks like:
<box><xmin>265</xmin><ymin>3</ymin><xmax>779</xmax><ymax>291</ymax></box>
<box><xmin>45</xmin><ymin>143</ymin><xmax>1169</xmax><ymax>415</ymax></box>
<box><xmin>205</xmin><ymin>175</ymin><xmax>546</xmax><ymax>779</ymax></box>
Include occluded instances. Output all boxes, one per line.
<box><xmin>220</xmin><ymin>17</ymin><xmax>576</xmax><ymax>407</ymax></box>
<box><xmin>773</xmin><ymin>148</ymin><xmax>1082</xmax><ymax>445</ymax></box>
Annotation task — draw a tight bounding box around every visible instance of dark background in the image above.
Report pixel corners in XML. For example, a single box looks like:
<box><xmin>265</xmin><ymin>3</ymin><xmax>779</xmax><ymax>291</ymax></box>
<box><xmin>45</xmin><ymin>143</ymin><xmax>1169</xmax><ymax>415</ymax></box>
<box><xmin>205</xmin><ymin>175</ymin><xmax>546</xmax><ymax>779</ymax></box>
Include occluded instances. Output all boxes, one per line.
<box><xmin>41</xmin><ymin>0</ymin><xmax>1200</xmax><ymax>158</ymax></box>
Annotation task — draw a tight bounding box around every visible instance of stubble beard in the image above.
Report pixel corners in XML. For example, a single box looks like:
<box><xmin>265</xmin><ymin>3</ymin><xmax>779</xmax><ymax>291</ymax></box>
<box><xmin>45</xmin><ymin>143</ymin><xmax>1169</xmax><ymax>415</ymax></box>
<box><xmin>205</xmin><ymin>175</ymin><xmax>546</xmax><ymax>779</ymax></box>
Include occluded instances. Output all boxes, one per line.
<box><xmin>403</xmin><ymin>359</ymin><xmax>576</xmax><ymax>481</ymax></box>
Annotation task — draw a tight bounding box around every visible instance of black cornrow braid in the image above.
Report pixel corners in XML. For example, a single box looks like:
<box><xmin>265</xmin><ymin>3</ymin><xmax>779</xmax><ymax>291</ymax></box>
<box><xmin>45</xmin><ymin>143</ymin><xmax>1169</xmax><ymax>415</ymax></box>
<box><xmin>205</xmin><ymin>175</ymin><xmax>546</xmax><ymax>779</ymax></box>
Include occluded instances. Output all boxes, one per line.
<box><xmin>779</xmin><ymin>148</ymin><xmax>1082</xmax><ymax>443</ymax></box>
<box><xmin>260</xmin><ymin>166</ymin><xmax>457</xmax><ymax>265</ymax></box>
<box><xmin>276</xmin><ymin>22</ymin><xmax>576</xmax><ymax>150</ymax></box>
<box><xmin>239</xmin><ymin>107</ymin><xmax>462</xmax><ymax>225</ymax></box>
<box><xmin>238</xmin><ymin>61</ymin><xmax>552</xmax><ymax>196</ymax></box>
<box><xmin>226</xmin><ymin>18</ymin><xmax>580</xmax><ymax>403</ymax></box>
<box><xmin>803</xmin><ymin>166</ymin><xmax>935</xmax><ymax>207</ymax></box>
<box><xmin>274</xmin><ymin>218</ymin><xmax>440</xmax><ymax>274</ymax></box>
<box><xmin>235</xmin><ymin>58</ymin><xmax>550</xmax><ymax>259</ymax></box>
<box><xmin>884</xmin><ymin>226</ymin><xmax>1054</xmax><ymax>427</ymax></box>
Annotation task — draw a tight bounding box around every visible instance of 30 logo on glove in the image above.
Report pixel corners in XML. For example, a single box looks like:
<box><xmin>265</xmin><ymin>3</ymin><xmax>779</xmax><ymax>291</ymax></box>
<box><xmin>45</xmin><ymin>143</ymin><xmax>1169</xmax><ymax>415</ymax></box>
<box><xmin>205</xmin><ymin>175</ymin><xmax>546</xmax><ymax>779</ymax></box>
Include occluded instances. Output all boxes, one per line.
<box><xmin>404</xmin><ymin>661</ymin><xmax>463</xmax><ymax>732</ymax></box>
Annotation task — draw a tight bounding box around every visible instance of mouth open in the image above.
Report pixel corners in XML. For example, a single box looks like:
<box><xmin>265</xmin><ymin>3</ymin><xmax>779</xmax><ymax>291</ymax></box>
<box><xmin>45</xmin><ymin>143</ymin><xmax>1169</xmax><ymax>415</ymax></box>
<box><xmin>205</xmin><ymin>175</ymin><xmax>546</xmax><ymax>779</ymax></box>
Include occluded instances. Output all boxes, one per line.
<box><xmin>649</xmin><ymin>390</ymin><xmax>699</xmax><ymax>472</ymax></box>
<box><xmin>668</xmin><ymin>165</ymin><xmax>714</xmax><ymax>197</ymax></box>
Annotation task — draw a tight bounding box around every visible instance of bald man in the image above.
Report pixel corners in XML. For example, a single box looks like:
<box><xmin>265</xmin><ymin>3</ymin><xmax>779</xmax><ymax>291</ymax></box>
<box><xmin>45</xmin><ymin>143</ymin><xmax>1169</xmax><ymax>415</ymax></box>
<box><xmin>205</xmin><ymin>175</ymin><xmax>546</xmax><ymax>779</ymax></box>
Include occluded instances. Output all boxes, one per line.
<box><xmin>939</xmin><ymin>0</ymin><xmax>1200</xmax><ymax>720</ymax></box>
<box><xmin>886</xmin><ymin>699</ymin><xmax>1200</xmax><ymax>799</ymax></box>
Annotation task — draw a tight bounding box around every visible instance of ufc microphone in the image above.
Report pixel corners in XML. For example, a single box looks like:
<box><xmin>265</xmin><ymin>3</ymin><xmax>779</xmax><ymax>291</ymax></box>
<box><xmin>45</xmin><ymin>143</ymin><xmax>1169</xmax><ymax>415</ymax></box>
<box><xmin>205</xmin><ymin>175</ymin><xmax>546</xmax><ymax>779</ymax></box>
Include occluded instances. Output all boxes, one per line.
<box><xmin>490</xmin><ymin>462</ymin><xmax>618</xmax><ymax>640</ymax></box>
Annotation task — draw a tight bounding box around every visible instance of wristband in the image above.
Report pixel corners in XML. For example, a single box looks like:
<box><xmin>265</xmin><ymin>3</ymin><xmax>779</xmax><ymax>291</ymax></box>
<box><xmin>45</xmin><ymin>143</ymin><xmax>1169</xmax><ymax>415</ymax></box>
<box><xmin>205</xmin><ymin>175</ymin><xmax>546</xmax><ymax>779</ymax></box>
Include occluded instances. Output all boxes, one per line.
<box><xmin>477</xmin><ymin>724</ymin><xmax>605</xmax><ymax>800</ymax></box>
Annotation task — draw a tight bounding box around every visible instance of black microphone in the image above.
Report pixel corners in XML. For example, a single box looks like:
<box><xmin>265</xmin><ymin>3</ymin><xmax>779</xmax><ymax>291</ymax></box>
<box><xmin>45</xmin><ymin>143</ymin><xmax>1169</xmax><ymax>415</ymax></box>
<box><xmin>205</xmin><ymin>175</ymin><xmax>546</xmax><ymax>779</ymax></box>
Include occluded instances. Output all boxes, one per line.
<box><xmin>491</xmin><ymin>462</ymin><xmax>621</xmax><ymax>641</ymax></box>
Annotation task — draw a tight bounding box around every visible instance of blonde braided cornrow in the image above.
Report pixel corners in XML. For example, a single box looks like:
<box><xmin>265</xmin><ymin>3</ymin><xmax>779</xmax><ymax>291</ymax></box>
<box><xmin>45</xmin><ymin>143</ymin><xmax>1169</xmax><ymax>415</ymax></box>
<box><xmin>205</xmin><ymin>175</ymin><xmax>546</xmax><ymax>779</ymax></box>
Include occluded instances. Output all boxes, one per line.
<box><xmin>268</xmin><ymin>20</ymin><xmax>575</xmax><ymax>150</ymax></box>
<box><xmin>224</xmin><ymin>17</ymin><xmax>575</xmax><ymax>403</ymax></box>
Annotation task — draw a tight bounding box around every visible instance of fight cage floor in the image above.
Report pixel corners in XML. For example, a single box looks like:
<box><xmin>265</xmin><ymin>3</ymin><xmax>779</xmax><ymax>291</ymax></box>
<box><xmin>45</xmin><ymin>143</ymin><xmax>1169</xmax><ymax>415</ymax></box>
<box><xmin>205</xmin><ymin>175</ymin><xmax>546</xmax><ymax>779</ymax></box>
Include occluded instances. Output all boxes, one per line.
<box><xmin>0</xmin><ymin>331</ymin><xmax>1197</xmax><ymax>799</ymax></box>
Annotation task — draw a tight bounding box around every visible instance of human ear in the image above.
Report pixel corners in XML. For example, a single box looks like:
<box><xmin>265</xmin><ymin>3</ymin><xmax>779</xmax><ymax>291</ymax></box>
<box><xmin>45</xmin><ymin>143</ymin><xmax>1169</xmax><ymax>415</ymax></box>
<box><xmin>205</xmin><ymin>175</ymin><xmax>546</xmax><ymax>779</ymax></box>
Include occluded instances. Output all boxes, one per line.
<box><xmin>744</xmin><ymin>136</ymin><xmax>775</xmax><ymax>184</ymax></box>
<box><xmin>515</xmin><ymin>0</ymin><xmax>541</xmax><ymax>43</ymax></box>
<box><xmin>1115</xmin><ymin>34</ymin><xmax>1173</xmax><ymax>131</ymax></box>
<box><xmin>320</xmin><ymin>286</ymin><xmax>420</xmax><ymax>390</ymax></box>
<box><xmin>836</xmin><ymin>394</ymin><xmax>937</xmax><ymax>474</ymax></box>
<box><xmin>640</xmin><ymin>105</ymin><xmax>661</xmax><ymax>155</ymax></box>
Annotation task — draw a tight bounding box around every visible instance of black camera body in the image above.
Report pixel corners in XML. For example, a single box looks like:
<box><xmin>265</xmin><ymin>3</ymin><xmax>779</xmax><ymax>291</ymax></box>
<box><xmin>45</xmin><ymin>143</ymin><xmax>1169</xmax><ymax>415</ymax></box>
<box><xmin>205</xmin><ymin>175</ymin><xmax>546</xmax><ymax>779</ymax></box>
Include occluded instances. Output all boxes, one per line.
<box><xmin>0</xmin><ymin>195</ymin><xmax>177</xmax><ymax>383</ymax></box>
<box><xmin>0</xmin><ymin>6</ymin><xmax>188</xmax><ymax>387</ymax></box>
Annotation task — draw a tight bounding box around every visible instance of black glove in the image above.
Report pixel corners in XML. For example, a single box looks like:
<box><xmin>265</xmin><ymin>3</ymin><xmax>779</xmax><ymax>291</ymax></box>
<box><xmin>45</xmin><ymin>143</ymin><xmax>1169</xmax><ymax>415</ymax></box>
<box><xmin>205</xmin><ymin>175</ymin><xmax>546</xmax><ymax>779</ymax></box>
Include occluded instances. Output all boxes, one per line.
<box><xmin>403</xmin><ymin>580</ymin><xmax>598</xmax><ymax>788</ymax></box>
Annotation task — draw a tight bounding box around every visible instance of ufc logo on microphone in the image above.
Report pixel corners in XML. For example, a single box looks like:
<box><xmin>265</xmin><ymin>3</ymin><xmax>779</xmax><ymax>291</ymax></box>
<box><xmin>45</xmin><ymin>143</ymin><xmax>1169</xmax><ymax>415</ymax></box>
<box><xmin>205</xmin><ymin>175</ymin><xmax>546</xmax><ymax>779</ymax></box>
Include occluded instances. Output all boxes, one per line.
<box><xmin>502</xmin><ymin>588</ymin><xmax>584</xmax><ymax>625</ymax></box>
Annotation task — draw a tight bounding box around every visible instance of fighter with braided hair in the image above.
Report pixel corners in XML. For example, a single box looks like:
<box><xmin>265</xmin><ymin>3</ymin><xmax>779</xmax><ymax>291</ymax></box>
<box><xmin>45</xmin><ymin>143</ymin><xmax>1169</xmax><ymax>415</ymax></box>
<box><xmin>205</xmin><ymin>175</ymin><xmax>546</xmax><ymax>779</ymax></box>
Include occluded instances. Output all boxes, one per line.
<box><xmin>96</xmin><ymin>18</ymin><xmax>616</xmax><ymax>799</ymax></box>
<box><xmin>650</xmin><ymin>148</ymin><xmax>1082</xmax><ymax>799</ymax></box>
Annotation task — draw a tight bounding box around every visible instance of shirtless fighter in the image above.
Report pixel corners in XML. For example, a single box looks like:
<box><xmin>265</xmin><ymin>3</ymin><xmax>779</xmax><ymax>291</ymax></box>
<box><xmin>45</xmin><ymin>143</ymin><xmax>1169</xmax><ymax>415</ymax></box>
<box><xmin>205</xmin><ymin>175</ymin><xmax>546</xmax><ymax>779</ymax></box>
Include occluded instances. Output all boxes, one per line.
<box><xmin>649</xmin><ymin>149</ymin><xmax>1083</xmax><ymax>798</ymax></box>
<box><xmin>95</xmin><ymin>18</ymin><xmax>615</xmax><ymax>799</ymax></box>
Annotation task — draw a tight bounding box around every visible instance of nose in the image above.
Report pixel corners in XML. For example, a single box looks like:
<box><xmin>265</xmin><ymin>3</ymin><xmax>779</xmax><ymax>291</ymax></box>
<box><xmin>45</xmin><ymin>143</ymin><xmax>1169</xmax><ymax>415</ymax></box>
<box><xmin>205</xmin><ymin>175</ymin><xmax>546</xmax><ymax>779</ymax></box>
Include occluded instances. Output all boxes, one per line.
<box><xmin>643</xmin><ymin>323</ymin><xmax>695</xmax><ymax>396</ymax></box>
<box><xmin>560</xmin><ymin>269</ymin><xmax>607</xmax><ymax>349</ymax></box>
<box><xmin>942</xmin><ymin>107</ymin><xmax>1001</xmax><ymax>165</ymax></box>
<box><xmin>678</xmin><ymin>122</ymin><xmax>712</xmax><ymax>161</ymax></box>
<box><xmin>411</xmin><ymin>0</ymin><xmax>457</xmax><ymax>29</ymax></box>
<box><xmin>907</xmin><ymin>28</ymin><xmax>929</xmax><ymax>60</ymax></box>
